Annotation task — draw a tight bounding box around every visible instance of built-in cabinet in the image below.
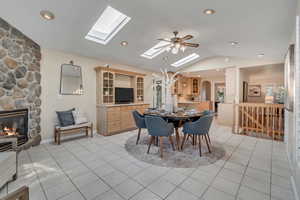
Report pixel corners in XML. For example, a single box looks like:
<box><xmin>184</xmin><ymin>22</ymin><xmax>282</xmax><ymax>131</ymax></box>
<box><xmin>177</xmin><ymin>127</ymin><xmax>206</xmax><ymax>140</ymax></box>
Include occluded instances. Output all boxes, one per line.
<box><xmin>95</xmin><ymin>66</ymin><xmax>148</xmax><ymax>136</ymax></box>
<box><xmin>97</xmin><ymin>104</ymin><xmax>149</xmax><ymax>136</ymax></box>
<box><xmin>173</xmin><ymin>76</ymin><xmax>200</xmax><ymax>96</ymax></box>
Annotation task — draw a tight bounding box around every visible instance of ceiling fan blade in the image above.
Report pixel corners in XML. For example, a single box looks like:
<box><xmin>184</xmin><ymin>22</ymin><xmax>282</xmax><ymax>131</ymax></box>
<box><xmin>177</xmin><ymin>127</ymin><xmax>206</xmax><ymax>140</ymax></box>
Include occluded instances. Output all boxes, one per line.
<box><xmin>183</xmin><ymin>42</ymin><xmax>199</xmax><ymax>47</ymax></box>
<box><xmin>154</xmin><ymin>44</ymin><xmax>172</xmax><ymax>50</ymax></box>
<box><xmin>157</xmin><ymin>38</ymin><xmax>171</xmax><ymax>42</ymax></box>
<box><xmin>182</xmin><ymin>35</ymin><xmax>193</xmax><ymax>40</ymax></box>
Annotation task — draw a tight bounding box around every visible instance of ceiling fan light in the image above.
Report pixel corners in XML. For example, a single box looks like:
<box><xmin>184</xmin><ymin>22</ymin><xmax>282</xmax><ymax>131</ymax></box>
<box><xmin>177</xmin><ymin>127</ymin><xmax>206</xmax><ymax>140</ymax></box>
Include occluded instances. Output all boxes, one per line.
<box><xmin>175</xmin><ymin>43</ymin><xmax>181</xmax><ymax>49</ymax></box>
<box><xmin>172</xmin><ymin>48</ymin><xmax>178</xmax><ymax>54</ymax></box>
<box><xmin>180</xmin><ymin>46</ymin><xmax>186</xmax><ymax>52</ymax></box>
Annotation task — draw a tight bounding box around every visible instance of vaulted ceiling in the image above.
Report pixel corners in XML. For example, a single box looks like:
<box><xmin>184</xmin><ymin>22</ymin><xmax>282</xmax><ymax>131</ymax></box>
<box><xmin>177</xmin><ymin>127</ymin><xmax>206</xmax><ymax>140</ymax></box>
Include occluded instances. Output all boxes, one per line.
<box><xmin>0</xmin><ymin>0</ymin><xmax>297</xmax><ymax>71</ymax></box>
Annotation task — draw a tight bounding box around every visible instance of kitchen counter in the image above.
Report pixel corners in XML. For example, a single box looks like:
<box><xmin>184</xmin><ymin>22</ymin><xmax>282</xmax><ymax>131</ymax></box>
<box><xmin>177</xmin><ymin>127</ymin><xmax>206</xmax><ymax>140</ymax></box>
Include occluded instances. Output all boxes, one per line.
<box><xmin>97</xmin><ymin>103</ymin><xmax>149</xmax><ymax>108</ymax></box>
<box><xmin>178</xmin><ymin>101</ymin><xmax>212</xmax><ymax>112</ymax></box>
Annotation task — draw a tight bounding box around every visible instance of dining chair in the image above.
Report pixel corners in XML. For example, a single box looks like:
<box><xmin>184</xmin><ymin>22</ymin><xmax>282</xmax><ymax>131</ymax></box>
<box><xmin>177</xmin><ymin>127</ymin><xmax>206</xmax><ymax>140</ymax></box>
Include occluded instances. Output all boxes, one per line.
<box><xmin>203</xmin><ymin>110</ymin><xmax>214</xmax><ymax>115</ymax></box>
<box><xmin>132</xmin><ymin>110</ymin><xmax>147</xmax><ymax>145</ymax></box>
<box><xmin>202</xmin><ymin>110</ymin><xmax>214</xmax><ymax>143</ymax></box>
<box><xmin>181</xmin><ymin>114</ymin><xmax>214</xmax><ymax>157</ymax></box>
<box><xmin>145</xmin><ymin>115</ymin><xmax>175</xmax><ymax>158</ymax></box>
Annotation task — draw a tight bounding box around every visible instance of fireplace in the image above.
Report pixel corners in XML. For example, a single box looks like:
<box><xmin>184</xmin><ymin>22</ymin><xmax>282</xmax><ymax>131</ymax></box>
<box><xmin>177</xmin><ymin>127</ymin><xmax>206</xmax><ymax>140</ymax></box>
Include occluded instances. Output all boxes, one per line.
<box><xmin>0</xmin><ymin>109</ymin><xmax>28</xmax><ymax>151</ymax></box>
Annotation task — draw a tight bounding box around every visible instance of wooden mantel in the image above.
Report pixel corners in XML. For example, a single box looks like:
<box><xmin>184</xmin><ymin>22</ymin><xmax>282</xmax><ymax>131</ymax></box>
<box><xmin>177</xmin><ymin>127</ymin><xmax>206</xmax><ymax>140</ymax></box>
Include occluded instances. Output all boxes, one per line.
<box><xmin>94</xmin><ymin>66</ymin><xmax>146</xmax><ymax>77</ymax></box>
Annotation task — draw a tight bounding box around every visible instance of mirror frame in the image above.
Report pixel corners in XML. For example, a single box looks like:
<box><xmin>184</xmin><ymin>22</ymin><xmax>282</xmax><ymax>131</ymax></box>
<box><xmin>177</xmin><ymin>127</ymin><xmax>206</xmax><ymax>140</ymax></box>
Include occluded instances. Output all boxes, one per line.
<box><xmin>59</xmin><ymin>63</ymin><xmax>83</xmax><ymax>95</ymax></box>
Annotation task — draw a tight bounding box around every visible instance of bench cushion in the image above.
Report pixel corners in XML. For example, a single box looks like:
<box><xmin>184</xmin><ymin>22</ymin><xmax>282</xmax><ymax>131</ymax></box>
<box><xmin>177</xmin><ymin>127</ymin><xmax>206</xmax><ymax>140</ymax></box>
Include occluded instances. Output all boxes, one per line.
<box><xmin>56</xmin><ymin>122</ymin><xmax>92</xmax><ymax>131</ymax></box>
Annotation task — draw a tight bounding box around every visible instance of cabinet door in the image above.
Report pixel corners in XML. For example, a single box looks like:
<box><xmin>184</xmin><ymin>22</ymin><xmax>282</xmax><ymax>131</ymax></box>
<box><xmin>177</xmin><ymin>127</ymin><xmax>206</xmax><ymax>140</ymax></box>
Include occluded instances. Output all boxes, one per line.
<box><xmin>102</xmin><ymin>71</ymin><xmax>114</xmax><ymax>104</ymax></box>
<box><xmin>136</xmin><ymin>77</ymin><xmax>144</xmax><ymax>102</ymax></box>
<box><xmin>192</xmin><ymin>78</ymin><xmax>199</xmax><ymax>94</ymax></box>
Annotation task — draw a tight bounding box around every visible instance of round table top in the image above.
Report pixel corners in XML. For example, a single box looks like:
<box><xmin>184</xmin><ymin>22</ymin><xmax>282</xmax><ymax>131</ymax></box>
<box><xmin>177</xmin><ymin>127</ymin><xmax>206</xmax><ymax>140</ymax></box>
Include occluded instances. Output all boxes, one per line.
<box><xmin>144</xmin><ymin>111</ymin><xmax>204</xmax><ymax>121</ymax></box>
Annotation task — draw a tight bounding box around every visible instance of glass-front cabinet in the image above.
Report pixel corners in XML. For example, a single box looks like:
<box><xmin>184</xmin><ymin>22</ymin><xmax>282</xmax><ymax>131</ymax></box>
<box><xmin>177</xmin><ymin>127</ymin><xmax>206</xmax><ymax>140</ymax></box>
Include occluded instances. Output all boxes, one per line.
<box><xmin>136</xmin><ymin>77</ymin><xmax>144</xmax><ymax>102</ymax></box>
<box><xmin>192</xmin><ymin>78</ymin><xmax>199</xmax><ymax>95</ymax></box>
<box><xmin>103</xmin><ymin>71</ymin><xmax>114</xmax><ymax>104</ymax></box>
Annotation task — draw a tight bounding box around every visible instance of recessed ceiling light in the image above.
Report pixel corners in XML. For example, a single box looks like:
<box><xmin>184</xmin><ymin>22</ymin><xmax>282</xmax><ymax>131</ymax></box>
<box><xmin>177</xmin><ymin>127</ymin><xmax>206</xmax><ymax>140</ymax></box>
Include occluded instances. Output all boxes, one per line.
<box><xmin>225</xmin><ymin>57</ymin><xmax>230</xmax><ymax>62</ymax></box>
<box><xmin>120</xmin><ymin>41</ymin><xmax>128</xmax><ymax>46</ymax></box>
<box><xmin>203</xmin><ymin>9</ymin><xmax>216</xmax><ymax>15</ymax></box>
<box><xmin>258</xmin><ymin>53</ymin><xmax>265</xmax><ymax>58</ymax></box>
<box><xmin>229</xmin><ymin>41</ymin><xmax>239</xmax><ymax>46</ymax></box>
<box><xmin>40</xmin><ymin>10</ymin><xmax>55</xmax><ymax>20</ymax></box>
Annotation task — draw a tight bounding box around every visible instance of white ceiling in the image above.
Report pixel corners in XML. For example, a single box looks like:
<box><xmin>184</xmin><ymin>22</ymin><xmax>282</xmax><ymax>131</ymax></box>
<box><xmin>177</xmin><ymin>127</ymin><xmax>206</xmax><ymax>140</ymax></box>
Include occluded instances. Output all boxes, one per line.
<box><xmin>0</xmin><ymin>0</ymin><xmax>297</xmax><ymax>72</ymax></box>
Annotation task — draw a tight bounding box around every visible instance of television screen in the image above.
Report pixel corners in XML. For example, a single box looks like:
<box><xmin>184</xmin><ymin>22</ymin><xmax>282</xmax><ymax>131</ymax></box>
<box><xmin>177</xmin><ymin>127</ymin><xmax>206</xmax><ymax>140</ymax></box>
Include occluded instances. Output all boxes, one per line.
<box><xmin>115</xmin><ymin>87</ymin><xmax>134</xmax><ymax>104</ymax></box>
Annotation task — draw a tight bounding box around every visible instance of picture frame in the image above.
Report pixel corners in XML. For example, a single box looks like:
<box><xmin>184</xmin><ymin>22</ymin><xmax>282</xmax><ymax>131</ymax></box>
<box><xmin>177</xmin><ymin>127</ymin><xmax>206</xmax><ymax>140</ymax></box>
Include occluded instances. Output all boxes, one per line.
<box><xmin>247</xmin><ymin>85</ymin><xmax>261</xmax><ymax>97</ymax></box>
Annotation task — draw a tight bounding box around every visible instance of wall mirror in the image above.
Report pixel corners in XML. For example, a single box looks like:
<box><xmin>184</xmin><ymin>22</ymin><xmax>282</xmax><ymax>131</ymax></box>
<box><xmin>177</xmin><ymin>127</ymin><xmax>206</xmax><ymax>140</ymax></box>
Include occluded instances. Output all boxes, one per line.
<box><xmin>60</xmin><ymin>63</ymin><xmax>83</xmax><ymax>95</ymax></box>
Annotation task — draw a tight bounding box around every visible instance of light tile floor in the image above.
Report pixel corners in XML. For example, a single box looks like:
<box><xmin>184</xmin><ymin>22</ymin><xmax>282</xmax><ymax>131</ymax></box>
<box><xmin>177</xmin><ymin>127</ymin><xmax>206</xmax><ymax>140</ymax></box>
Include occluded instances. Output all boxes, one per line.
<box><xmin>0</xmin><ymin>122</ymin><xmax>295</xmax><ymax>200</ymax></box>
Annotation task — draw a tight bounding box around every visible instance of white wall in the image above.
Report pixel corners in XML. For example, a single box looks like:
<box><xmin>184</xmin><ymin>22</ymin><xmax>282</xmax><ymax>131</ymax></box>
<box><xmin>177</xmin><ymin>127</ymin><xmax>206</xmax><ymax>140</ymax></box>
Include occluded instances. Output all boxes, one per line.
<box><xmin>41</xmin><ymin>48</ymin><xmax>154</xmax><ymax>141</ymax></box>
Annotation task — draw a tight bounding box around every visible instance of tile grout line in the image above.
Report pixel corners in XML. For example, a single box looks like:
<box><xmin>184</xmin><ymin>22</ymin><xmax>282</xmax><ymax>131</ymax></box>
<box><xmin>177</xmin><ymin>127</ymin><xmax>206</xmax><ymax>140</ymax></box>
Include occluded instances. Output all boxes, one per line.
<box><xmin>66</xmin><ymin>138</ymin><xmax>148</xmax><ymax>200</ymax></box>
<box><xmin>233</xmin><ymin>137</ymin><xmax>258</xmax><ymax>200</ymax></box>
<box><xmin>26</xmin><ymin>147</ymin><xmax>49</xmax><ymax>200</ymax></box>
<box><xmin>43</xmin><ymin>144</ymin><xmax>87</xmax><ymax>200</ymax></box>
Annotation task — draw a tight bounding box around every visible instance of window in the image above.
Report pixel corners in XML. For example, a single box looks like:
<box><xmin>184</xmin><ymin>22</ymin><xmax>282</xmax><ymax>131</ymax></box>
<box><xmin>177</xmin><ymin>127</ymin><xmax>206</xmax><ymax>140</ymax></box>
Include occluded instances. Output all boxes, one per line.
<box><xmin>85</xmin><ymin>6</ymin><xmax>131</xmax><ymax>45</ymax></box>
<box><xmin>171</xmin><ymin>53</ymin><xmax>200</xmax><ymax>67</ymax></box>
<box><xmin>141</xmin><ymin>41</ymin><xmax>170</xmax><ymax>59</ymax></box>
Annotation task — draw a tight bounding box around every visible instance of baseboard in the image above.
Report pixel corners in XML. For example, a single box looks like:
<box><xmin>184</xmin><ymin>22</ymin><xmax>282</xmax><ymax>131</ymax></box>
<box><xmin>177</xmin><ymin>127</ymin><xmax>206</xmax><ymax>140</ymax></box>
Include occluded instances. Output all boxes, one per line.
<box><xmin>41</xmin><ymin>129</ymin><xmax>98</xmax><ymax>144</ymax></box>
<box><xmin>291</xmin><ymin>175</ymin><xmax>299</xmax><ymax>200</ymax></box>
<box><xmin>286</xmin><ymin>149</ymin><xmax>300</xmax><ymax>200</ymax></box>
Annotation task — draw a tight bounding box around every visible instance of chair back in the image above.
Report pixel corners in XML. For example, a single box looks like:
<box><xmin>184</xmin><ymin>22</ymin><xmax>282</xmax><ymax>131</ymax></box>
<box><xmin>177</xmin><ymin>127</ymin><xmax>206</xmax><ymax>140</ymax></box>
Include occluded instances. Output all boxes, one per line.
<box><xmin>132</xmin><ymin>110</ymin><xmax>146</xmax><ymax>129</ymax></box>
<box><xmin>183</xmin><ymin>114</ymin><xmax>214</xmax><ymax>135</ymax></box>
<box><xmin>145</xmin><ymin>115</ymin><xmax>173</xmax><ymax>137</ymax></box>
<box><xmin>203</xmin><ymin>110</ymin><xmax>214</xmax><ymax>115</ymax></box>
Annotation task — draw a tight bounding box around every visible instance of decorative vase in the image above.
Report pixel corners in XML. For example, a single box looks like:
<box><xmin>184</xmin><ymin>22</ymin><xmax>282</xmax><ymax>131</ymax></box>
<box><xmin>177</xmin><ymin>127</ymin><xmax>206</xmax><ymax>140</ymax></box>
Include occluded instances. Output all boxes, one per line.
<box><xmin>165</xmin><ymin>86</ymin><xmax>173</xmax><ymax>113</ymax></box>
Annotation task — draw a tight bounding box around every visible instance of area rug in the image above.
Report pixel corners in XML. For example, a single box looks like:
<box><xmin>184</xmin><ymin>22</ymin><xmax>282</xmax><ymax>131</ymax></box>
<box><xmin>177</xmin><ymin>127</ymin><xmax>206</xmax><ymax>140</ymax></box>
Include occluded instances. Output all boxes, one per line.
<box><xmin>125</xmin><ymin>134</ymin><xmax>226</xmax><ymax>168</ymax></box>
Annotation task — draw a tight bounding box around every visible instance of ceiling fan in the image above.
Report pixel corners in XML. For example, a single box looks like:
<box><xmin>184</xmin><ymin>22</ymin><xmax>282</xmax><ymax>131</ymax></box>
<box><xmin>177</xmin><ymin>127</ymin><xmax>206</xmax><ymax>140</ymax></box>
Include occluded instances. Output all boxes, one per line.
<box><xmin>155</xmin><ymin>31</ymin><xmax>199</xmax><ymax>54</ymax></box>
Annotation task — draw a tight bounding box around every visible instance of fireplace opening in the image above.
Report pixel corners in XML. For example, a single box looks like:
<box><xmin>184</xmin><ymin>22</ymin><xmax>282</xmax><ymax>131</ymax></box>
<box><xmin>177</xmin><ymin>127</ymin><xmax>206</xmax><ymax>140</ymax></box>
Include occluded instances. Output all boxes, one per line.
<box><xmin>0</xmin><ymin>109</ymin><xmax>28</xmax><ymax>151</ymax></box>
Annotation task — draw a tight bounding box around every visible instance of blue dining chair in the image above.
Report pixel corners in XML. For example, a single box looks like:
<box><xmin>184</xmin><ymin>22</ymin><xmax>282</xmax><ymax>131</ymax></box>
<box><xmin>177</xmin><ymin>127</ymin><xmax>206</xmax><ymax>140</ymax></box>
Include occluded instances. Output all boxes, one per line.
<box><xmin>132</xmin><ymin>110</ymin><xmax>147</xmax><ymax>145</ymax></box>
<box><xmin>145</xmin><ymin>115</ymin><xmax>175</xmax><ymax>158</ymax></box>
<box><xmin>181</xmin><ymin>114</ymin><xmax>214</xmax><ymax>157</ymax></box>
<box><xmin>203</xmin><ymin>110</ymin><xmax>214</xmax><ymax>115</ymax></box>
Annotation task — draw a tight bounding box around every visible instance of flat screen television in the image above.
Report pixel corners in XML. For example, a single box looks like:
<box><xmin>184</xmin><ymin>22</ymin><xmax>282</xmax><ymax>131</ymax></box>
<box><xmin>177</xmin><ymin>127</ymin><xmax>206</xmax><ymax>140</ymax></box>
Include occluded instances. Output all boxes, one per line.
<box><xmin>115</xmin><ymin>87</ymin><xmax>134</xmax><ymax>104</ymax></box>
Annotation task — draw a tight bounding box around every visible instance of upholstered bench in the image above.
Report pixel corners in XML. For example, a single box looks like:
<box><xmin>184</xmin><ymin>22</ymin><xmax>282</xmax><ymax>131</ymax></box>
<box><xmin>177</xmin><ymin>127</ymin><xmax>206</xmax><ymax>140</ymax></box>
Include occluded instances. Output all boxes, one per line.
<box><xmin>54</xmin><ymin>122</ymin><xmax>93</xmax><ymax>145</ymax></box>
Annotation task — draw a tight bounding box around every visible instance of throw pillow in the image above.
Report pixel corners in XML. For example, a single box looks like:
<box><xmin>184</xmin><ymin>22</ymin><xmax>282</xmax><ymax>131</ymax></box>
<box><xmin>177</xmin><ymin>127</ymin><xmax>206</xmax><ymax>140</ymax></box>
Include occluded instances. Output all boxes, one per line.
<box><xmin>72</xmin><ymin>110</ymin><xmax>88</xmax><ymax>124</ymax></box>
<box><xmin>56</xmin><ymin>108</ymin><xmax>75</xmax><ymax>127</ymax></box>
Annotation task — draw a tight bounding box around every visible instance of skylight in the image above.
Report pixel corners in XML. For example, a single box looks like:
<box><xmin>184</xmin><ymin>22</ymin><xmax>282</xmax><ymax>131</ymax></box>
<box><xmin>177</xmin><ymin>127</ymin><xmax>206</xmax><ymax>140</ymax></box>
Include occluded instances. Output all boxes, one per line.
<box><xmin>171</xmin><ymin>53</ymin><xmax>200</xmax><ymax>67</ymax></box>
<box><xmin>141</xmin><ymin>41</ymin><xmax>170</xmax><ymax>59</ymax></box>
<box><xmin>85</xmin><ymin>6</ymin><xmax>131</xmax><ymax>45</ymax></box>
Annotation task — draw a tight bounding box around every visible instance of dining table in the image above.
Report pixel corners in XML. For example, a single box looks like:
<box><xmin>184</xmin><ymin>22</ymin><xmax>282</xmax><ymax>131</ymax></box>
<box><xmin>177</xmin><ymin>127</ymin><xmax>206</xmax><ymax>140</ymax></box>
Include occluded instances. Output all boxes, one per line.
<box><xmin>143</xmin><ymin>110</ymin><xmax>204</xmax><ymax>150</ymax></box>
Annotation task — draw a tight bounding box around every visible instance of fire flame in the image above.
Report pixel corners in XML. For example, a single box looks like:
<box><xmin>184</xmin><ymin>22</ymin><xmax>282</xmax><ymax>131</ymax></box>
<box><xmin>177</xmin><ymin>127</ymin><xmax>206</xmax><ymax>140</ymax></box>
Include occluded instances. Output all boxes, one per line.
<box><xmin>1</xmin><ymin>127</ymin><xmax>18</xmax><ymax>136</ymax></box>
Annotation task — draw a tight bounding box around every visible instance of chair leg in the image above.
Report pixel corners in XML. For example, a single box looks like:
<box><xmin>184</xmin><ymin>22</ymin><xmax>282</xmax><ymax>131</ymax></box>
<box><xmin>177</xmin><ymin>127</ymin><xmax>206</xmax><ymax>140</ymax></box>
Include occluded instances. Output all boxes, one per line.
<box><xmin>159</xmin><ymin>136</ymin><xmax>163</xmax><ymax>158</ymax></box>
<box><xmin>169</xmin><ymin>136</ymin><xmax>175</xmax><ymax>151</ymax></box>
<box><xmin>198</xmin><ymin>135</ymin><xmax>202</xmax><ymax>157</ymax></box>
<box><xmin>58</xmin><ymin>132</ymin><xmax>61</xmax><ymax>145</ymax></box>
<box><xmin>154</xmin><ymin>136</ymin><xmax>159</xmax><ymax>146</ymax></box>
<box><xmin>207</xmin><ymin>134</ymin><xmax>211</xmax><ymax>144</ymax></box>
<box><xmin>204</xmin><ymin>135</ymin><xmax>211</xmax><ymax>153</ymax></box>
<box><xmin>136</xmin><ymin>128</ymin><xmax>141</xmax><ymax>145</ymax></box>
<box><xmin>147</xmin><ymin>136</ymin><xmax>154</xmax><ymax>154</ymax></box>
<box><xmin>181</xmin><ymin>134</ymin><xmax>187</xmax><ymax>150</ymax></box>
<box><xmin>54</xmin><ymin>130</ymin><xmax>57</xmax><ymax>144</ymax></box>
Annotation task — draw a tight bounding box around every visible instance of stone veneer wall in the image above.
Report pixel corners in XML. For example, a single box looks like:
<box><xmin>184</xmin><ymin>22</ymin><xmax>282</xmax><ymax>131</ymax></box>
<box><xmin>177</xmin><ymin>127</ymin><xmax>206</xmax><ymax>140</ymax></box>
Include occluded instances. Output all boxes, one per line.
<box><xmin>0</xmin><ymin>18</ymin><xmax>41</xmax><ymax>143</ymax></box>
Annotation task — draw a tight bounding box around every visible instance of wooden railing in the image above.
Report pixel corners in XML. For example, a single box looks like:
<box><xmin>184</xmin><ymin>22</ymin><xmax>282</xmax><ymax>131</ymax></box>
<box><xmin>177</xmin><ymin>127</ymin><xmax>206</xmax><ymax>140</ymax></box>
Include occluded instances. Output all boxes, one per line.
<box><xmin>235</xmin><ymin>103</ymin><xmax>284</xmax><ymax>140</ymax></box>
<box><xmin>1</xmin><ymin>186</ymin><xmax>29</xmax><ymax>200</ymax></box>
